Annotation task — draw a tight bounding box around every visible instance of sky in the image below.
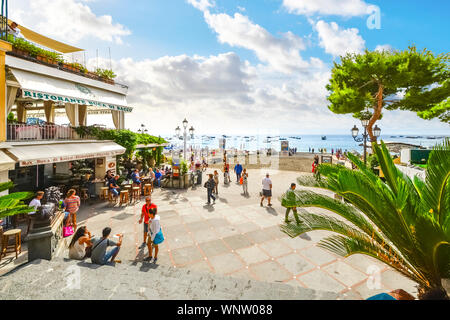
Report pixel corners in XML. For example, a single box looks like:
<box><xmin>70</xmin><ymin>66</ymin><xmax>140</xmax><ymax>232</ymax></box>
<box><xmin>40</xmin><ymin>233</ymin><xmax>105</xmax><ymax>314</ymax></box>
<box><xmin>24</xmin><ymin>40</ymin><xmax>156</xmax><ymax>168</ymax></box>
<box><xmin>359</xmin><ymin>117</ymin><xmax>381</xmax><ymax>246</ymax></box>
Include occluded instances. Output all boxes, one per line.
<box><xmin>9</xmin><ymin>0</ymin><xmax>450</xmax><ymax>135</ymax></box>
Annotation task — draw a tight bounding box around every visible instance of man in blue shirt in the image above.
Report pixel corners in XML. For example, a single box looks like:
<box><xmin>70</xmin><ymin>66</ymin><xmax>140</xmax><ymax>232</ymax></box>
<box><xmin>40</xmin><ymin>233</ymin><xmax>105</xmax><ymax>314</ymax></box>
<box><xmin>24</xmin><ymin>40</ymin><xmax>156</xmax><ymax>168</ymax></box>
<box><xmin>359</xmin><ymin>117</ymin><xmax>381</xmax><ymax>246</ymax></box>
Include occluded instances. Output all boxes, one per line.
<box><xmin>154</xmin><ymin>169</ymin><xmax>162</xmax><ymax>187</ymax></box>
<box><xmin>234</xmin><ymin>162</ymin><xmax>243</xmax><ymax>183</ymax></box>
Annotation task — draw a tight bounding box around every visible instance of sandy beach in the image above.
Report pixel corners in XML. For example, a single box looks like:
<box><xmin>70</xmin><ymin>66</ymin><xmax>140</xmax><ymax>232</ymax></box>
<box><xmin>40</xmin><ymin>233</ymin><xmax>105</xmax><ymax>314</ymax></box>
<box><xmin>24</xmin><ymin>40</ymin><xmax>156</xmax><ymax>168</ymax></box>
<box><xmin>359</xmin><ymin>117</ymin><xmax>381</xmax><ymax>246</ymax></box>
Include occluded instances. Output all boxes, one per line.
<box><xmin>206</xmin><ymin>152</ymin><xmax>332</xmax><ymax>173</ymax></box>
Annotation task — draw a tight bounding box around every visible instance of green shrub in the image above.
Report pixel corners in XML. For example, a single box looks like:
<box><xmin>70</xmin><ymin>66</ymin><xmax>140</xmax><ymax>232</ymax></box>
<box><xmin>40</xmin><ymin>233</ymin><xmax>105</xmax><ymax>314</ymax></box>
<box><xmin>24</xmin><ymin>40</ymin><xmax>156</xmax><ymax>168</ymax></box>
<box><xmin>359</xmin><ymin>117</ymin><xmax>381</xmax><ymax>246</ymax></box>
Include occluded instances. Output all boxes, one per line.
<box><xmin>95</xmin><ymin>68</ymin><xmax>116</xmax><ymax>79</ymax></box>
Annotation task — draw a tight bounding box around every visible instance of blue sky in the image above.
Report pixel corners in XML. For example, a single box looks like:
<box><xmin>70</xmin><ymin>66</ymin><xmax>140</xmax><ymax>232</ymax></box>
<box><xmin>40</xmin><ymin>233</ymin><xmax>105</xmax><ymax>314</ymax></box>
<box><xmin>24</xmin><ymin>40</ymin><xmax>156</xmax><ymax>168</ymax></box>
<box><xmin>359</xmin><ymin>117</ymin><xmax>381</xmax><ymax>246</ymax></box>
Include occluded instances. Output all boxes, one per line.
<box><xmin>11</xmin><ymin>0</ymin><xmax>450</xmax><ymax>135</ymax></box>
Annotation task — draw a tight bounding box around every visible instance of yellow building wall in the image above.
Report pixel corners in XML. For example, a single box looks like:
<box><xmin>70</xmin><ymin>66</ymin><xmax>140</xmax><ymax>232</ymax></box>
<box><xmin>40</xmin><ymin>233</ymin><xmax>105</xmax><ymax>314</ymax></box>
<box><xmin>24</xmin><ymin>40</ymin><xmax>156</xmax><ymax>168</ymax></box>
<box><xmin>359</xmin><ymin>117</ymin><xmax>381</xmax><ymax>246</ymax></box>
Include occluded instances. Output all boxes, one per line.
<box><xmin>0</xmin><ymin>40</ymin><xmax>12</xmax><ymax>142</ymax></box>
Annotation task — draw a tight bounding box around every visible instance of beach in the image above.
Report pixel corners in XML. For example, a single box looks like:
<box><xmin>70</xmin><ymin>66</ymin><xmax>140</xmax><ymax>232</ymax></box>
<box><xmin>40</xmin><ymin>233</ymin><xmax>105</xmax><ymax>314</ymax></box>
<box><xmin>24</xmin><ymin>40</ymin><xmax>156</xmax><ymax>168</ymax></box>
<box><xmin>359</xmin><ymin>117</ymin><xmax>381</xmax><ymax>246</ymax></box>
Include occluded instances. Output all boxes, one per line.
<box><xmin>206</xmin><ymin>152</ymin><xmax>327</xmax><ymax>173</ymax></box>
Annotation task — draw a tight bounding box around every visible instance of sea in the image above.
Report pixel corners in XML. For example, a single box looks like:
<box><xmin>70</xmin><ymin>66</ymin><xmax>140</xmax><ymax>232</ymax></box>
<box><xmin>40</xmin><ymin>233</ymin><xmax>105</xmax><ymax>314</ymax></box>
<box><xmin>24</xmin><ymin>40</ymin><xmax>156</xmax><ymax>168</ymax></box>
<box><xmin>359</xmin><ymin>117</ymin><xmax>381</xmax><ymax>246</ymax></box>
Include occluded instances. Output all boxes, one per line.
<box><xmin>166</xmin><ymin>134</ymin><xmax>448</xmax><ymax>154</ymax></box>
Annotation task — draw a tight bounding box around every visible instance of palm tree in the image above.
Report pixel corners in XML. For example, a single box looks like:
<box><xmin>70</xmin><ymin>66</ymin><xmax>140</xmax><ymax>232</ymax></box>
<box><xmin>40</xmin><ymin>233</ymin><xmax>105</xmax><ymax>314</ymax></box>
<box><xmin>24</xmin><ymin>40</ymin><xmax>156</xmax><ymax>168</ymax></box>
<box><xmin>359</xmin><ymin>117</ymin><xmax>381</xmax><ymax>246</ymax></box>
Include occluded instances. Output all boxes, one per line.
<box><xmin>0</xmin><ymin>181</ymin><xmax>34</xmax><ymax>219</ymax></box>
<box><xmin>280</xmin><ymin>139</ymin><xmax>450</xmax><ymax>299</ymax></box>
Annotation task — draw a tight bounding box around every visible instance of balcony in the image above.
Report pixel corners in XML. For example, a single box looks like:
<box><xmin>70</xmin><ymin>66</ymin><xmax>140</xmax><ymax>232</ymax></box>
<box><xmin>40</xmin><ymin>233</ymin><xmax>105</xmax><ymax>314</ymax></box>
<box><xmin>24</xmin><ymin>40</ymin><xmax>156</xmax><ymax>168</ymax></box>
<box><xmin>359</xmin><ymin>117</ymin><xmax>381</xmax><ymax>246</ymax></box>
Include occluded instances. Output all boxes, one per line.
<box><xmin>6</xmin><ymin>123</ymin><xmax>101</xmax><ymax>141</ymax></box>
<box><xmin>3</xmin><ymin>32</ymin><xmax>126</xmax><ymax>88</ymax></box>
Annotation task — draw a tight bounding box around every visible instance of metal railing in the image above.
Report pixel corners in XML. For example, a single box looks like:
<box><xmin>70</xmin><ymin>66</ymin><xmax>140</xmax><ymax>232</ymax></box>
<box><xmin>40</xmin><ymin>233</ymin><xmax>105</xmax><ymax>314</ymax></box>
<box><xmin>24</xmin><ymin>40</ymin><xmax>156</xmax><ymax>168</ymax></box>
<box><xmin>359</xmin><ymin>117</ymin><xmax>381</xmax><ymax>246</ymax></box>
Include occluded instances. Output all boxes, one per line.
<box><xmin>6</xmin><ymin>124</ymin><xmax>98</xmax><ymax>141</ymax></box>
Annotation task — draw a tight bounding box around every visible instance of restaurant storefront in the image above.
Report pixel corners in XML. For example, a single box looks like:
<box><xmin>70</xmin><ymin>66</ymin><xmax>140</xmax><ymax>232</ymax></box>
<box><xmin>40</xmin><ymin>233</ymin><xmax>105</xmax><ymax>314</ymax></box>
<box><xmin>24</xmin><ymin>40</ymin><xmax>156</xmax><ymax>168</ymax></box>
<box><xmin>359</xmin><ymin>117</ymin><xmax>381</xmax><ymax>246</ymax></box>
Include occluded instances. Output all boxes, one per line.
<box><xmin>5</xmin><ymin>140</ymin><xmax>126</xmax><ymax>193</ymax></box>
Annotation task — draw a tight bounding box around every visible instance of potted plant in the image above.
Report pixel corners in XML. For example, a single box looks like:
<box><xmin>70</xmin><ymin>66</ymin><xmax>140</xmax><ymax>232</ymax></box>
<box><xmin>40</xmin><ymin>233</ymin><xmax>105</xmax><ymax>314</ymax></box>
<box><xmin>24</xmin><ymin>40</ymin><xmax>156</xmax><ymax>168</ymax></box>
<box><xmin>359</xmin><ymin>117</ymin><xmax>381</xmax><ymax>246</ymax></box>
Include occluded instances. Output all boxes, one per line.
<box><xmin>95</xmin><ymin>68</ymin><xmax>116</xmax><ymax>84</ymax></box>
<box><xmin>70</xmin><ymin>63</ymin><xmax>86</xmax><ymax>74</ymax></box>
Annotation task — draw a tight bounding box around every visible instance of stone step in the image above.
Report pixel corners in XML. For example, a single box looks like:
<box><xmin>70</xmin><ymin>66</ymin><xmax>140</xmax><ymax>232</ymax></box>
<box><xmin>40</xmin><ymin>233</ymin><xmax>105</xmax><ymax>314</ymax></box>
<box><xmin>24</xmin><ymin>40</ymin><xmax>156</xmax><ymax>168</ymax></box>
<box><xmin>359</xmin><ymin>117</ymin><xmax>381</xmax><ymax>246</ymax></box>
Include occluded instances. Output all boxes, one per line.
<box><xmin>0</xmin><ymin>258</ymin><xmax>341</xmax><ymax>300</ymax></box>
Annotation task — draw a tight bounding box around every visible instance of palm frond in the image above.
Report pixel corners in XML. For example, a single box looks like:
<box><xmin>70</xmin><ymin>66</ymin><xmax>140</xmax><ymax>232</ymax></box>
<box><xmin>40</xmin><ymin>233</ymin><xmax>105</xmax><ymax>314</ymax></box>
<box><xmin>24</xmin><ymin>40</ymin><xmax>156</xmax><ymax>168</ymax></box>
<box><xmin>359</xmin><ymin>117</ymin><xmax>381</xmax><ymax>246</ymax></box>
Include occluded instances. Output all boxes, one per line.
<box><xmin>318</xmin><ymin>234</ymin><xmax>429</xmax><ymax>287</ymax></box>
<box><xmin>421</xmin><ymin>138</ymin><xmax>450</xmax><ymax>225</ymax></box>
<box><xmin>0</xmin><ymin>181</ymin><xmax>14</xmax><ymax>193</ymax></box>
<box><xmin>280</xmin><ymin>190</ymin><xmax>383</xmax><ymax>242</ymax></box>
<box><xmin>0</xmin><ymin>191</ymin><xmax>34</xmax><ymax>201</ymax></box>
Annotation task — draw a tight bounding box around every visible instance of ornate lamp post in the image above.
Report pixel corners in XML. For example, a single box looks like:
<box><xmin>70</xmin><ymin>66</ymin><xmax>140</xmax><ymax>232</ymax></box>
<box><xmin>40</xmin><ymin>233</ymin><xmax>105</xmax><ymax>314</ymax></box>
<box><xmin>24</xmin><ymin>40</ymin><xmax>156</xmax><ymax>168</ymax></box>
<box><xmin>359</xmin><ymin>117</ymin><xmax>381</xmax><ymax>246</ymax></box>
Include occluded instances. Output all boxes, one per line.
<box><xmin>175</xmin><ymin>119</ymin><xmax>194</xmax><ymax>160</ymax></box>
<box><xmin>351</xmin><ymin>120</ymin><xmax>381</xmax><ymax>165</ymax></box>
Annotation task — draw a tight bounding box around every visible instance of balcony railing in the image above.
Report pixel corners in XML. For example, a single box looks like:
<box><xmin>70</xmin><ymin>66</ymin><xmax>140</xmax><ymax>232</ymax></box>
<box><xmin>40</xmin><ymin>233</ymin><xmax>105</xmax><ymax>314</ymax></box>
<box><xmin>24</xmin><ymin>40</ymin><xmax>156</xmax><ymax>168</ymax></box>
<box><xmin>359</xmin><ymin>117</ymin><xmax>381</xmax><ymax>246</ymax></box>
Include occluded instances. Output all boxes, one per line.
<box><xmin>7</xmin><ymin>124</ymin><xmax>99</xmax><ymax>141</ymax></box>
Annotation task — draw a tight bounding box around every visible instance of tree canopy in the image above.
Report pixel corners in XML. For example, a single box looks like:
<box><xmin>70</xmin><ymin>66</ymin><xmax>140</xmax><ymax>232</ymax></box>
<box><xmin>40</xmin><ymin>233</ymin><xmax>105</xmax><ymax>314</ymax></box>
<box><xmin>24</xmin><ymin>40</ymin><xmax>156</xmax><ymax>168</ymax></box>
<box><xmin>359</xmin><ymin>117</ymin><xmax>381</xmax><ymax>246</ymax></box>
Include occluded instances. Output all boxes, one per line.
<box><xmin>326</xmin><ymin>46</ymin><xmax>450</xmax><ymax>139</ymax></box>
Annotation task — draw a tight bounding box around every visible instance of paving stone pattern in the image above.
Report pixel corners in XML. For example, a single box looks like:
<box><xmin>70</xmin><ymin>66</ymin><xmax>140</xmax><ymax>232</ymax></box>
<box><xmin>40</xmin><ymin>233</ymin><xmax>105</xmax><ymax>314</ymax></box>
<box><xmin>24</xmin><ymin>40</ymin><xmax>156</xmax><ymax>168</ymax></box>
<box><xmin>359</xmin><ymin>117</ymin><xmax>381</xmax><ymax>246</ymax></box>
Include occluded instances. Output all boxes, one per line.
<box><xmin>1</xmin><ymin>169</ymin><xmax>419</xmax><ymax>299</ymax></box>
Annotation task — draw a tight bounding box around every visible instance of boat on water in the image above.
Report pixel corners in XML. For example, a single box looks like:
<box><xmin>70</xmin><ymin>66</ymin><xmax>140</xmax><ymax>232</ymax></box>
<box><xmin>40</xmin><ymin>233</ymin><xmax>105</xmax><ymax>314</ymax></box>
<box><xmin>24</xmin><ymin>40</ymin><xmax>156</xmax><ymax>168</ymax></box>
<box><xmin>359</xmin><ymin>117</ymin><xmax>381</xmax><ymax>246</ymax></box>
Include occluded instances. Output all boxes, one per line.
<box><xmin>321</xmin><ymin>136</ymin><xmax>327</xmax><ymax>140</ymax></box>
<box><xmin>289</xmin><ymin>136</ymin><xmax>301</xmax><ymax>140</ymax></box>
<box><xmin>279</xmin><ymin>137</ymin><xmax>287</xmax><ymax>141</ymax></box>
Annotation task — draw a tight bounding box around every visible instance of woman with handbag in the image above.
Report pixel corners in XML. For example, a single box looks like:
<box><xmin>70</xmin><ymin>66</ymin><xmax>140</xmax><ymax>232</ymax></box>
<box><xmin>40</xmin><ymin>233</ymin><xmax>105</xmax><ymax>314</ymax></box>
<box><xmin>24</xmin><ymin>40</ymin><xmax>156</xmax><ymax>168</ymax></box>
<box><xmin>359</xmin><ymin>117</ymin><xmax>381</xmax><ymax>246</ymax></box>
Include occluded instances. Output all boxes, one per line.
<box><xmin>64</xmin><ymin>189</ymin><xmax>81</xmax><ymax>231</ymax></box>
<box><xmin>145</xmin><ymin>209</ymin><xmax>164</xmax><ymax>263</ymax></box>
<box><xmin>68</xmin><ymin>226</ymin><xmax>93</xmax><ymax>260</ymax></box>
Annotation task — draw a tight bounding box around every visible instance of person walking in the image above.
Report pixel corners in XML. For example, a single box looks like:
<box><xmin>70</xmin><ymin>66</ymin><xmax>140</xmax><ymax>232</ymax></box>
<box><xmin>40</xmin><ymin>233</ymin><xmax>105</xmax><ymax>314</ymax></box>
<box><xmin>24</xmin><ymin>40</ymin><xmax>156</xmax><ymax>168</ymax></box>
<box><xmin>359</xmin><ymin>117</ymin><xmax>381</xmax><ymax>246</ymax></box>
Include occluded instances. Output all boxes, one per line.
<box><xmin>260</xmin><ymin>173</ymin><xmax>272</xmax><ymax>207</ymax></box>
<box><xmin>204</xmin><ymin>174</ymin><xmax>216</xmax><ymax>205</ymax></box>
<box><xmin>242</xmin><ymin>168</ymin><xmax>249</xmax><ymax>196</ymax></box>
<box><xmin>224</xmin><ymin>162</ymin><xmax>230</xmax><ymax>184</ymax></box>
<box><xmin>284</xmin><ymin>183</ymin><xmax>301</xmax><ymax>224</ymax></box>
<box><xmin>146</xmin><ymin>208</ymin><xmax>164</xmax><ymax>263</ymax></box>
<box><xmin>234</xmin><ymin>162</ymin><xmax>243</xmax><ymax>183</ymax></box>
<box><xmin>213</xmin><ymin>170</ymin><xmax>219</xmax><ymax>195</ymax></box>
<box><xmin>64</xmin><ymin>189</ymin><xmax>81</xmax><ymax>231</ymax></box>
<box><xmin>68</xmin><ymin>226</ymin><xmax>93</xmax><ymax>260</ymax></box>
<box><xmin>90</xmin><ymin>227</ymin><xmax>123</xmax><ymax>265</ymax></box>
<box><xmin>139</xmin><ymin>196</ymin><xmax>157</xmax><ymax>249</ymax></box>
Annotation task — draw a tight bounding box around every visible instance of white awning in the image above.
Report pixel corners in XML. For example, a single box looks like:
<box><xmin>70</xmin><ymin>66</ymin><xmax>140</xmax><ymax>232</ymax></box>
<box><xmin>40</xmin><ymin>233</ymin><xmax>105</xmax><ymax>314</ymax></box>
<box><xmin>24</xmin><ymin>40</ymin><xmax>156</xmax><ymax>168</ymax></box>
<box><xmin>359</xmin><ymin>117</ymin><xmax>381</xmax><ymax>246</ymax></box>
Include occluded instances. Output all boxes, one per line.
<box><xmin>0</xmin><ymin>151</ymin><xmax>16</xmax><ymax>171</ymax></box>
<box><xmin>10</xmin><ymin>68</ymin><xmax>132</xmax><ymax>113</ymax></box>
<box><xmin>6</xmin><ymin>141</ymin><xmax>126</xmax><ymax>167</ymax></box>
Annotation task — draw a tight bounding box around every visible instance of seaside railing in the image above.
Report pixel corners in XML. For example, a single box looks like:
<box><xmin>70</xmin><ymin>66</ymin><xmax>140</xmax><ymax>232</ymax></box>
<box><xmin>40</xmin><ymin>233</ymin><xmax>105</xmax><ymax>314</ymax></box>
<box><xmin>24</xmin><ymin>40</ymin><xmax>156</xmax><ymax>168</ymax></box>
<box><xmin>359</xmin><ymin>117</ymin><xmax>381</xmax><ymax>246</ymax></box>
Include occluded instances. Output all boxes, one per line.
<box><xmin>6</xmin><ymin>124</ymin><xmax>99</xmax><ymax>141</ymax></box>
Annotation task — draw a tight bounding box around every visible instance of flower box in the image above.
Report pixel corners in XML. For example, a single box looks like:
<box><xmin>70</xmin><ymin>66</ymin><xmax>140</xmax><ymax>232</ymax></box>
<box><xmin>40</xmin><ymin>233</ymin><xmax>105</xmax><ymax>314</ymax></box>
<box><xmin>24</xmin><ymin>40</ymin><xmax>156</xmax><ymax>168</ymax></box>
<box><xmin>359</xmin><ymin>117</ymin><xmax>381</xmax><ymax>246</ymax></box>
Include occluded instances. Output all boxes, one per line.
<box><xmin>12</xmin><ymin>46</ymin><xmax>29</xmax><ymax>57</ymax></box>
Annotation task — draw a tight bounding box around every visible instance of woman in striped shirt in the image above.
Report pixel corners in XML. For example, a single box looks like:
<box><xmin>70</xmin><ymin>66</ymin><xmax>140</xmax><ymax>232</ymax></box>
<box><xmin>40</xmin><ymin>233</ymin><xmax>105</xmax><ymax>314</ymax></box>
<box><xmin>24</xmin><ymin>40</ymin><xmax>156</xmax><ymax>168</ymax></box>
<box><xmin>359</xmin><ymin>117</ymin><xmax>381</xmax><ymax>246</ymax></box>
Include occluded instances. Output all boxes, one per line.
<box><xmin>64</xmin><ymin>189</ymin><xmax>81</xmax><ymax>231</ymax></box>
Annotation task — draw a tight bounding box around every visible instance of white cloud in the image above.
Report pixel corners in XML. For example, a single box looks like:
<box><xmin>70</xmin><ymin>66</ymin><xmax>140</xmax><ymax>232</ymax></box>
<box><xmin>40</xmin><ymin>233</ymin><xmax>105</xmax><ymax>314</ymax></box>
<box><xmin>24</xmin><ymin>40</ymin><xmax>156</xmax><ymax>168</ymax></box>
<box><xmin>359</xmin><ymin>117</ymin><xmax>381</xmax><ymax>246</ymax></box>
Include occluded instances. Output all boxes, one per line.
<box><xmin>10</xmin><ymin>0</ymin><xmax>131</xmax><ymax>44</ymax></box>
<box><xmin>203</xmin><ymin>11</ymin><xmax>311</xmax><ymax>74</ymax></box>
<box><xmin>91</xmin><ymin>52</ymin><xmax>254</xmax><ymax>107</ymax></box>
<box><xmin>375</xmin><ymin>44</ymin><xmax>393</xmax><ymax>52</ymax></box>
<box><xmin>314</xmin><ymin>20</ymin><xmax>365</xmax><ymax>56</ymax></box>
<box><xmin>186</xmin><ymin>0</ymin><xmax>214</xmax><ymax>12</ymax></box>
<box><xmin>283</xmin><ymin>0</ymin><xmax>373</xmax><ymax>17</ymax></box>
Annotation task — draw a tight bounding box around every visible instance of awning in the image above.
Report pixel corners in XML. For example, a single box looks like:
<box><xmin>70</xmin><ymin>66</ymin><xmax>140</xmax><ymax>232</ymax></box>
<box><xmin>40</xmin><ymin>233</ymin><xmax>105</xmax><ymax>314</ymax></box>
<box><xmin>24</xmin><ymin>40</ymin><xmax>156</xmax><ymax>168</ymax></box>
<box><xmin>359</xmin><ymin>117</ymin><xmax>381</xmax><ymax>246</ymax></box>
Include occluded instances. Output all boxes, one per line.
<box><xmin>0</xmin><ymin>151</ymin><xmax>16</xmax><ymax>171</ymax></box>
<box><xmin>8</xmin><ymin>19</ymin><xmax>83</xmax><ymax>53</ymax></box>
<box><xmin>10</xmin><ymin>68</ymin><xmax>132</xmax><ymax>113</ymax></box>
<box><xmin>135</xmin><ymin>143</ymin><xmax>169</xmax><ymax>149</ymax></box>
<box><xmin>6</xmin><ymin>142</ymin><xmax>126</xmax><ymax>167</ymax></box>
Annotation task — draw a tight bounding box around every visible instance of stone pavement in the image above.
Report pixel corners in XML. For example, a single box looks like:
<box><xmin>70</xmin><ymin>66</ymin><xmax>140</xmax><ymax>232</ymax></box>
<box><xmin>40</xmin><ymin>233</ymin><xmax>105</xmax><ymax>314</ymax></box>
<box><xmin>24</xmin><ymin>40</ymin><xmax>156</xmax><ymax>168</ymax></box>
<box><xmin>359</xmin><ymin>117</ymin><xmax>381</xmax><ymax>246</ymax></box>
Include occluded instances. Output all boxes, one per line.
<box><xmin>0</xmin><ymin>258</ymin><xmax>340</xmax><ymax>300</ymax></box>
<box><xmin>55</xmin><ymin>169</ymin><xmax>419</xmax><ymax>299</ymax></box>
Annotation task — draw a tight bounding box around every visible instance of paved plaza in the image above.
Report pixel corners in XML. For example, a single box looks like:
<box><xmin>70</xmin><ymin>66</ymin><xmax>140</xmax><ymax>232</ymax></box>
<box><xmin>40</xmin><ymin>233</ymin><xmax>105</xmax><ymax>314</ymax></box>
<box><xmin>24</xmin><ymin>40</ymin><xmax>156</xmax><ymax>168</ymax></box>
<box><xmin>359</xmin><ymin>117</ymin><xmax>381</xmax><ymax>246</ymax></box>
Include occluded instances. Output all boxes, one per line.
<box><xmin>53</xmin><ymin>168</ymin><xmax>418</xmax><ymax>299</ymax></box>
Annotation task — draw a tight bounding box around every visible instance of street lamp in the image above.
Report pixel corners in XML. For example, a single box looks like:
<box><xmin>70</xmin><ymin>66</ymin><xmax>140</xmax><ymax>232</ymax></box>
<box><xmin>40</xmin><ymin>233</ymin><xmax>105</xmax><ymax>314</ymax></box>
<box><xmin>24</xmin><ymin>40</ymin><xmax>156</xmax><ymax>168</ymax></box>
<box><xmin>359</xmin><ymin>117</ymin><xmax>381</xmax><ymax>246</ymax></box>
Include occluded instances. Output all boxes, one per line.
<box><xmin>351</xmin><ymin>121</ymin><xmax>381</xmax><ymax>165</ymax></box>
<box><xmin>137</xmin><ymin>123</ymin><xmax>148</xmax><ymax>134</ymax></box>
<box><xmin>175</xmin><ymin>119</ymin><xmax>194</xmax><ymax>160</ymax></box>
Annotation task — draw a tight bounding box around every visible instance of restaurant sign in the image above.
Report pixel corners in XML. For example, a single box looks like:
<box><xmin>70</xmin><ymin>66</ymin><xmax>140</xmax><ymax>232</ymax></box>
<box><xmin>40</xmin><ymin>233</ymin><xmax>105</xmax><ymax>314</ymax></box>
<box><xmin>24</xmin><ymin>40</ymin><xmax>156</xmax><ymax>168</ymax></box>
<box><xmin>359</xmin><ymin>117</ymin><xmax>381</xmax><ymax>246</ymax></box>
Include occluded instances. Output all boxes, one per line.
<box><xmin>22</xmin><ymin>89</ymin><xmax>133</xmax><ymax>113</ymax></box>
<box><xmin>19</xmin><ymin>150</ymin><xmax>122</xmax><ymax>167</ymax></box>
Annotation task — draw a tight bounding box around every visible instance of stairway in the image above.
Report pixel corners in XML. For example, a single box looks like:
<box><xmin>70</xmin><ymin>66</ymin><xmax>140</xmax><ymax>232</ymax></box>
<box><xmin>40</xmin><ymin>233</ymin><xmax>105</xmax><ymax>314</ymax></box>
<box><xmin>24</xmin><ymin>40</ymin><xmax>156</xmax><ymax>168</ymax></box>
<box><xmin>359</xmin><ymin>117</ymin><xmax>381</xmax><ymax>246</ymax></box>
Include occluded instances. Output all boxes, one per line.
<box><xmin>0</xmin><ymin>258</ymin><xmax>342</xmax><ymax>300</ymax></box>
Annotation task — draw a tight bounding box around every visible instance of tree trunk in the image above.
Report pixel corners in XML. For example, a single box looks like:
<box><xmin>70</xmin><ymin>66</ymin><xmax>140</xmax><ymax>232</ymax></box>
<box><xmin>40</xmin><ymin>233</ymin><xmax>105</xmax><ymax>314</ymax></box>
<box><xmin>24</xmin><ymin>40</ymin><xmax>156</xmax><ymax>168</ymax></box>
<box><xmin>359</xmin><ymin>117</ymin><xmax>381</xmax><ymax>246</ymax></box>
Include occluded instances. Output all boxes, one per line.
<box><xmin>367</xmin><ymin>84</ymin><xmax>384</xmax><ymax>141</ymax></box>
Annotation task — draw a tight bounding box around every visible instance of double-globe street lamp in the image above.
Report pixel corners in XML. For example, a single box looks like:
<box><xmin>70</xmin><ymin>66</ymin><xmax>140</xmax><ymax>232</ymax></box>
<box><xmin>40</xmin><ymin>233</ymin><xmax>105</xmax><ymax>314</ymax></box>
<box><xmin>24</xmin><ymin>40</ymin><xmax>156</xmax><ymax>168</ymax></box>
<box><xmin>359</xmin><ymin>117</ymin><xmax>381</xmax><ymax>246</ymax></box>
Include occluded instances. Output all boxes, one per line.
<box><xmin>351</xmin><ymin>119</ymin><xmax>381</xmax><ymax>165</ymax></box>
<box><xmin>175</xmin><ymin>118</ymin><xmax>194</xmax><ymax>160</ymax></box>
<box><xmin>137</xmin><ymin>123</ymin><xmax>148</xmax><ymax>134</ymax></box>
